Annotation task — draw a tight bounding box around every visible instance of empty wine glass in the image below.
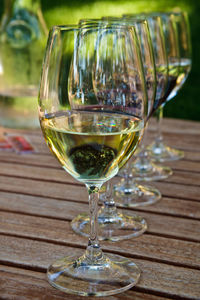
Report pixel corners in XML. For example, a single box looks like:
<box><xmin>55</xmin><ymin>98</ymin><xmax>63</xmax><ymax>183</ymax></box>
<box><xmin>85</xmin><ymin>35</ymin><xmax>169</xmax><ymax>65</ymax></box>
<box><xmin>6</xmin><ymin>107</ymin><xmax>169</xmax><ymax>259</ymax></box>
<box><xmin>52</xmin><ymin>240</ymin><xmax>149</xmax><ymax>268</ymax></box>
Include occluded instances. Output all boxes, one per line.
<box><xmin>39</xmin><ymin>24</ymin><xmax>147</xmax><ymax>296</ymax></box>
<box><xmin>148</xmin><ymin>11</ymin><xmax>192</xmax><ymax>161</ymax></box>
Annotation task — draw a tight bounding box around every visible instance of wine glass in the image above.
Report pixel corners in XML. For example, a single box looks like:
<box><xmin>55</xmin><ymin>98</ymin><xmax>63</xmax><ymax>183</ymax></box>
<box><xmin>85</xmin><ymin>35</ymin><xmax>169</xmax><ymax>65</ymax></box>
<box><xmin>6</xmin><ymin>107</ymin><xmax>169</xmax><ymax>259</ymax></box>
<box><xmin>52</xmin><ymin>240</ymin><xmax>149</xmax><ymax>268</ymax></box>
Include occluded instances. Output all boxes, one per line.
<box><xmin>123</xmin><ymin>13</ymin><xmax>173</xmax><ymax>181</ymax></box>
<box><xmin>38</xmin><ymin>24</ymin><xmax>147</xmax><ymax>296</ymax></box>
<box><xmin>148</xmin><ymin>11</ymin><xmax>192</xmax><ymax>162</ymax></box>
<box><xmin>103</xmin><ymin>17</ymin><xmax>163</xmax><ymax>205</ymax></box>
<box><xmin>71</xmin><ymin>17</ymin><xmax>157</xmax><ymax>241</ymax></box>
<box><xmin>114</xmin><ymin>14</ymin><xmax>171</xmax><ymax>208</ymax></box>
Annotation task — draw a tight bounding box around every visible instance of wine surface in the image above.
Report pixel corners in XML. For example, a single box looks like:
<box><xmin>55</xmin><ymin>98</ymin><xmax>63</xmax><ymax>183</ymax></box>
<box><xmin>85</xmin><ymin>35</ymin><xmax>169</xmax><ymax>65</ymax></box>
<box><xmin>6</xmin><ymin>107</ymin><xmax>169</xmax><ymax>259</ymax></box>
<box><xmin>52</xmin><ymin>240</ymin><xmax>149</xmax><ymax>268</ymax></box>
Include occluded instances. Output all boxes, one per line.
<box><xmin>41</xmin><ymin>111</ymin><xmax>143</xmax><ymax>185</ymax></box>
<box><xmin>166</xmin><ymin>58</ymin><xmax>191</xmax><ymax>101</ymax></box>
<box><xmin>151</xmin><ymin>58</ymin><xmax>191</xmax><ymax>115</ymax></box>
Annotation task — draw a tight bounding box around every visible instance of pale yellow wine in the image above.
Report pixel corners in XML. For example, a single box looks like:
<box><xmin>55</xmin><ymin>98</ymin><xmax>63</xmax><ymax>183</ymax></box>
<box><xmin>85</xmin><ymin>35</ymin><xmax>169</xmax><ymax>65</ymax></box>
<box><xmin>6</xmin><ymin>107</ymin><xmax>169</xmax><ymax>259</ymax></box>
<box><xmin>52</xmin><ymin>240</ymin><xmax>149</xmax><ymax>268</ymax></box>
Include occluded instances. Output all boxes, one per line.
<box><xmin>41</xmin><ymin>111</ymin><xmax>143</xmax><ymax>184</ymax></box>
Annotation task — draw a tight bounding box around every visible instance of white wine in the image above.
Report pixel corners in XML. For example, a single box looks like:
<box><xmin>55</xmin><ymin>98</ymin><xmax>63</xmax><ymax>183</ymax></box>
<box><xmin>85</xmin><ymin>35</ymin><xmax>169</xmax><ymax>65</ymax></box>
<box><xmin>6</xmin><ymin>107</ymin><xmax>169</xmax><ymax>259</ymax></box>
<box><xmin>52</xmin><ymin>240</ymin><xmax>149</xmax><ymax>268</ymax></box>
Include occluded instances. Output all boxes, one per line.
<box><xmin>41</xmin><ymin>111</ymin><xmax>143</xmax><ymax>185</ymax></box>
<box><xmin>166</xmin><ymin>58</ymin><xmax>191</xmax><ymax>101</ymax></box>
<box><xmin>151</xmin><ymin>58</ymin><xmax>191</xmax><ymax>115</ymax></box>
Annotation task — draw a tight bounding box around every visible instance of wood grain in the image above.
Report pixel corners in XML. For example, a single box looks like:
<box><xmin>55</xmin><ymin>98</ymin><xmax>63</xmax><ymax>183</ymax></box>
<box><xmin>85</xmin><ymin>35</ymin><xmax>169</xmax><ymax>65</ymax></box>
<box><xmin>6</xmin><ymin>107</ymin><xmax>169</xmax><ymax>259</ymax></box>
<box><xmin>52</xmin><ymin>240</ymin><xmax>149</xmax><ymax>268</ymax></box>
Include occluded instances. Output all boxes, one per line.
<box><xmin>0</xmin><ymin>148</ymin><xmax>199</xmax><ymax>172</ymax></box>
<box><xmin>0</xmin><ymin>118</ymin><xmax>199</xmax><ymax>299</ymax></box>
<box><xmin>0</xmin><ymin>211</ymin><xmax>200</xmax><ymax>269</ymax></box>
<box><xmin>0</xmin><ymin>161</ymin><xmax>200</xmax><ymax>187</ymax></box>
<box><xmin>0</xmin><ymin>189</ymin><xmax>200</xmax><ymax>242</ymax></box>
<box><xmin>0</xmin><ymin>189</ymin><xmax>200</xmax><ymax>220</ymax></box>
<box><xmin>0</xmin><ymin>235</ymin><xmax>200</xmax><ymax>299</ymax></box>
<box><xmin>0</xmin><ymin>265</ymin><xmax>172</xmax><ymax>300</ymax></box>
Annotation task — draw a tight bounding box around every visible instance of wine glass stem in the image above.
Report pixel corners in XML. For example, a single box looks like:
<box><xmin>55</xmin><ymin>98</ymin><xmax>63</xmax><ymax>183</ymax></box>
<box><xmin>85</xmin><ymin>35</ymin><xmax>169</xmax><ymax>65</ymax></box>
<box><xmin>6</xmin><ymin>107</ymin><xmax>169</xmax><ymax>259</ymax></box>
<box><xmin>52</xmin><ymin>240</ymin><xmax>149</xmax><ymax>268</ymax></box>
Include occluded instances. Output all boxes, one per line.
<box><xmin>155</xmin><ymin>106</ymin><xmax>164</xmax><ymax>145</ymax></box>
<box><xmin>103</xmin><ymin>180</ymin><xmax>118</xmax><ymax>216</ymax></box>
<box><xmin>125</xmin><ymin>160</ymin><xmax>133</xmax><ymax>184</ymax></box>
<box><xmin>85</xmin><ymin>185</ymin><xmax>103</xmax><ymax>261</ymax></box>
<box><xmin>137</xmin><ymin>123</ymin><xmax>150</xmax><ymax>162</ymax></box>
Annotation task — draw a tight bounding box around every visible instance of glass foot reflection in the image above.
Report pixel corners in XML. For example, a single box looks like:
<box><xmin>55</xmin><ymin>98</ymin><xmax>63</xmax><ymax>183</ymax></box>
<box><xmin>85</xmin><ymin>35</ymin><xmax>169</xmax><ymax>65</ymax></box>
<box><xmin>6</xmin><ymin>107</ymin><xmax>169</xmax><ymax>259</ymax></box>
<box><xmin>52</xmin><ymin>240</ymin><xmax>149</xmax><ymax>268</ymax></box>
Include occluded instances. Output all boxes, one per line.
<box><xmin>114</xmin><ymin>179</ymin><xmax>161</xmax><ymax>207</ymax></box>
<box><xmin>131</xmin><ymin>158</ymin><xmax>173</xmax><ymax>181</ymax></box>
<box><xmin>47</xmin><ymin>253</ymin><xmax>140</xmax><ymax>297</ymax></box>
<box><xmin>148</xmin><ymin>141</ymin><xmax>184</xmax><ymax>162</ymax></box>
<box><xmin>71</xmin><ymin>211</ymin><xmax>147</xmax><ymax>241</ymax></box>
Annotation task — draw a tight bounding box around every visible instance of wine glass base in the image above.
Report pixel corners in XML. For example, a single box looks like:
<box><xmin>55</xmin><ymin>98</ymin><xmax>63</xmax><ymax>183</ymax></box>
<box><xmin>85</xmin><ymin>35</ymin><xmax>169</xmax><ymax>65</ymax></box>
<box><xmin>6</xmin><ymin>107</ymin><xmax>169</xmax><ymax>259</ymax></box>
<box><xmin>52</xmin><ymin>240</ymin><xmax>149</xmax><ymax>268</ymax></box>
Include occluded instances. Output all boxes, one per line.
<box><xmin>71</xmin><ymin>212</ymin><xmax>147</xmax><ymax>241</ymax></box>
<box><xmin>114</xmin><ymin>180</ymin><xmax>161</xmax><ymax>207</ymax></box>
<box><xmin>148</xmin><ymin>142</ymin><xmax>184</xmax><ymax>162</ymax></box>
<box><xmin>47</xmin><ymin>253</ymin><xmax>140</xmax><ymax>297</ymax></box>
<box><xmin>131</xmin><ymin>161</ymin><xmax>173</xmax><ymax>181</ymax></box>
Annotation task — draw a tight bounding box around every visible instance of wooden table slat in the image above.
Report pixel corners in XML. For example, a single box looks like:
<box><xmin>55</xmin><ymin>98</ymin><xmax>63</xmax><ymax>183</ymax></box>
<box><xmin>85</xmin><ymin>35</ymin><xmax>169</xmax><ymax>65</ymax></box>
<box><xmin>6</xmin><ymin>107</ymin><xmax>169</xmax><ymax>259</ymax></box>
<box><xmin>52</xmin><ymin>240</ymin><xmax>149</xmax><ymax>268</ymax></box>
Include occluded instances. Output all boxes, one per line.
<box><xmin>0</xmin><ymin>161</ymin><xmax>200</xmax><ymax>188</ymax></box>
<box><xmin>0</xmin><ymin>148</ymin><xmax>199</xmax><ymax>171</ymax></box>
<box><xmin>0</xmin><ymin>265</ymin><xmax>172</xmax><ymax>300</ymax></box>
<box><xmin>0</xmin><ymin>211</ymin><xmax>200</xmax><ymax>270</ymax></box>
<box><xmin>1</xmin><ymin>188</ymin><xmax>200</xmax><ymax>221</ymax></box>
<box><xmin>0</xmin><ymin>192</ymin><xmax>200</xmax><ymax>243</ymax></box>
<box><xmin>0</xmin><ymin>172</ymin><xmax>200</xmax><ymax>207</ymax></box>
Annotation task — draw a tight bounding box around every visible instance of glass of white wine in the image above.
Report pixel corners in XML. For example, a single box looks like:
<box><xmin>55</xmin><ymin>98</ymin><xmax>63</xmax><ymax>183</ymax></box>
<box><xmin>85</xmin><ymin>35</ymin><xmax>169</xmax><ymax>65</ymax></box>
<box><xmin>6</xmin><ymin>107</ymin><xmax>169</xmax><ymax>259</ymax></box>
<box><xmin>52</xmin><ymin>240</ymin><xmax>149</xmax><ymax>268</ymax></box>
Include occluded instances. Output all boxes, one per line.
<box><xmin>123</xmin><ymin>13</ymin><xmax>173</xmax><ymax>181</ymax></box>
<box><xmin>114</xmin><ymin>14</ymin><xmax>171</xmax><ymax>208</ymax></box>
<box><xmin>38</xmin><ymin>24</ymin><xmax>148</xmax><ymax>296</ymax></box>
<box><xmin>148</xmin><ymin>11</ymin><xmax>192</xmax><ymax>162</ymax></box>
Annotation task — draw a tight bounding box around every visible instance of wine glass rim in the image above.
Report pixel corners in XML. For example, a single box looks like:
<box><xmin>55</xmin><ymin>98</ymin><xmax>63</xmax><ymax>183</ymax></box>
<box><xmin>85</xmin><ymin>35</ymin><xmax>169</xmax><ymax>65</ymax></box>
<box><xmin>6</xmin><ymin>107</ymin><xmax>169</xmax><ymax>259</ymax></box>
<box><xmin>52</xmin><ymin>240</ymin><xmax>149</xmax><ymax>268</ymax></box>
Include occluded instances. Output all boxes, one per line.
<box><xmin>102</xmin><ymin>16</ymin><xmax>147</xmax><ymax>23</ymax></box>
<box><xmin>50</xmin><ymin>24</ymin><xmax>79</xmax><ymax>32</ymax></box>
<box><xmin>79</xmin><ymin>18</ymin><xmax>102</xmax><ymax>24</ymax></box>
<box><xmin>123</xmin><ymin>13</ymin><xmax>162</xmax><ymax>20</ymax></box>
<box><xmin>124</xmin><ymin>11</ymin><xmax>185</xmax><ymax>18</ymax></box>
<box><xmin>79</xmin><ymin>23</ymin><xmax>137</xmax><ymax>33</ymax></box>
<box><xmin>79</xmin><ymin>16</ymin><xmax>147</xmax><ymax>26</ymax></box>
<box><xmin>103</xmin><ymin>17</ymin><xmax>148</xmax><ymax>26</ymax></box>
<box><xmin>50</xmin><ymin>23</ymin><xmax>136</xmax><ymax>32</ymax></box>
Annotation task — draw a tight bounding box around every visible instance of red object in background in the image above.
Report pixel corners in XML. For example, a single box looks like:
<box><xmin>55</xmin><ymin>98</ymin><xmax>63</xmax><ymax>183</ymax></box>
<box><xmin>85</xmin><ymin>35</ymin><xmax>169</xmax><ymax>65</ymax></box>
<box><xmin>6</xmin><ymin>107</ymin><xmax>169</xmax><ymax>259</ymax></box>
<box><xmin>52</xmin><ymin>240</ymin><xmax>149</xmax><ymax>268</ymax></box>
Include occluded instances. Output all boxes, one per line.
<box><xmin>0</xmin><ymin>137</ymin><xmax>13</xmax><ymax>151</ymax></box>
<box><xmin>6</xmin><ymin>135</ymin><xmax>36</xmax><ymax>154</ymax></box>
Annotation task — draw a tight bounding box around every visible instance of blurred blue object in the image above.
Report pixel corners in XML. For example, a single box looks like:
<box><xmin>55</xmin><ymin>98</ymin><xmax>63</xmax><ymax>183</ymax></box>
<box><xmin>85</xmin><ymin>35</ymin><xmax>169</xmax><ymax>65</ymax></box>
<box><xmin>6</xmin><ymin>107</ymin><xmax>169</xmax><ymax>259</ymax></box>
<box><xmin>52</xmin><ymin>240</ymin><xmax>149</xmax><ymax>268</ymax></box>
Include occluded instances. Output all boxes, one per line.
<box><xmin>0</xmin><ymin>0</ymin><xmax>48</xmax><ymax>129</ymax></box>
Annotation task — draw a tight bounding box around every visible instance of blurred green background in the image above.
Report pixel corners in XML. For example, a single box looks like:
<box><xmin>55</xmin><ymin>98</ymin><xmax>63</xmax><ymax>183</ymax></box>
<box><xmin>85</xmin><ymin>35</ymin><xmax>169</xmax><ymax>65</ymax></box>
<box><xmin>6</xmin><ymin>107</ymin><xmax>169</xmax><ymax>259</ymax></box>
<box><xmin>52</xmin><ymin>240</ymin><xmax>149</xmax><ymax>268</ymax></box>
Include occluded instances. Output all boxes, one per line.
<box><xmin>0</xmin><ymin>0</ymin><xmax>199</xmax><ymax>121</ymax></box>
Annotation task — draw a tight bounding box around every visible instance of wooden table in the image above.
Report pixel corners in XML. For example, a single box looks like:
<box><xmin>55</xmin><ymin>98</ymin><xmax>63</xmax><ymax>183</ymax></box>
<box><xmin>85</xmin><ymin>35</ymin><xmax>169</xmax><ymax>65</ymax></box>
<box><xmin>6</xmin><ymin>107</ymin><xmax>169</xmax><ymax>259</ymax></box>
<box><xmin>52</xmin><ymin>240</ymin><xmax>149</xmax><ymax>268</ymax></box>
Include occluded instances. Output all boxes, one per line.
<box><xmin>0</xmin><ymin>118</ymin><xmax>200</xmax><ymax>299</ymax></box>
